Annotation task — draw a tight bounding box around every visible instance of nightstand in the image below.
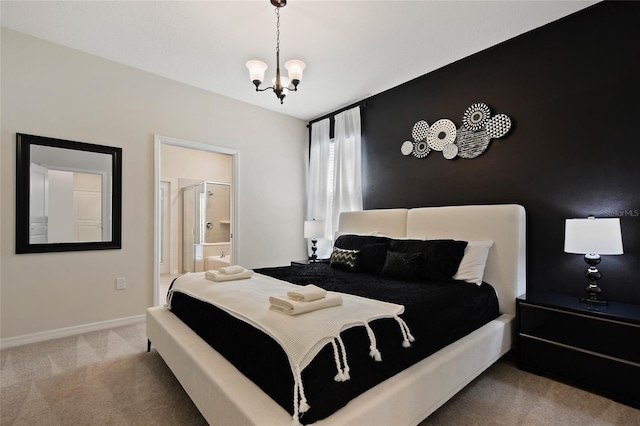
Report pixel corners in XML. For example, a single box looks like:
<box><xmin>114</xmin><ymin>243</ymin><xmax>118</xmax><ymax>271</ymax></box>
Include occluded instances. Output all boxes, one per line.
<box><xmin>516</xmin><ymin>293</ymin><xmax>640</xmax><ymax>409</ymax></box>
<box><xmin>291</xmin><ymin>259</ymin><xmax>328</xmax><ymax>266</ymax></box>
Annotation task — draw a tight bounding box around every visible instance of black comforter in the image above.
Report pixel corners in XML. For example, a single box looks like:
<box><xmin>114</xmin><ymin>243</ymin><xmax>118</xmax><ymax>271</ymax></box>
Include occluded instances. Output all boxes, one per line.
<box><xmin>169</xmin><ymin>262</ymin><xmax>499</xmax><ymax>424</ymax></box>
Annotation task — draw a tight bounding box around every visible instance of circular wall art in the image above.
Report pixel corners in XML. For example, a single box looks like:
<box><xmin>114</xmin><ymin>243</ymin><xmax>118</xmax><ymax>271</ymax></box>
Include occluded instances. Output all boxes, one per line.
<box><xmin>427</xmin><ymin>119</ymin><xmax>457</xmax><ymax>151</ymax></box>
<box><xmin>401</xmin><ymin>140</ymin><xmax>414</xmax><ymax>156</ymax></box>
<box><xmin>442</xmin><ymin>143</ymin><xmax>458</xmax><ymax>160</ymax></box>
<box><xmin>455</xmin><ymin>126</ymin><xmax>491</xmax><ymax>159</ymax></box>
<box><xmin>413</xmin><ymin>140</ymin><xmax>430</xmax><ymax>158</ymax></box>
<box><xmin>401</xmin><ymin>104</ymin><xmax>513</xmax><ymax>161</ymax></box>
<box><xmin>462</xmin><ymin>103</ymin><xmax>491</xmax><ymax>131</ymax></box>
<box><xmin>442</xmin><ymin>143</ymin><xmax>459</xmax><ymax>160</ymax></box>
<box><xmin>411</xmin><ymin>120</ymin><xmax>430</xmax><ymax>142</ymax></box>
<box><xmin>486</xmin><ymin>114</ymin><xmax>512</xmax><ymax>139</ymax></box>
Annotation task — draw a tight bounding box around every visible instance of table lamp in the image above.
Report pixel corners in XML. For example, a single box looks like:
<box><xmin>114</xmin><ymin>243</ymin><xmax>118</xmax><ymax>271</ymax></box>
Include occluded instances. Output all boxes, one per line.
<box><xmin>304</xmin><ymin>219</ymin><xmax>325</xmax><ymax>262</ymax></box>
<box><xmin>564</xmin><ymin>216</ymin><xmax>623</xmax><ymax>305</ymax></box>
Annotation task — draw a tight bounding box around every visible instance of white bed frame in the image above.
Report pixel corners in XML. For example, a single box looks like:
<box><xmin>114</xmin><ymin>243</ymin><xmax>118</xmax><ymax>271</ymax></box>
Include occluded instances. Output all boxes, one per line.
<box><xmin>146</xmin><ymin>204</ymin><xmax>526</xmax><ymax>425</ymax></box>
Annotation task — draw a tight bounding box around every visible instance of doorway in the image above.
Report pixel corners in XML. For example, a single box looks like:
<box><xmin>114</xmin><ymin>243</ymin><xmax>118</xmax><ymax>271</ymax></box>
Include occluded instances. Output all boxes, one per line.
<box><xmin>154</xmin><ymin>135</ymin><xmax>238</xmax><ymax>306</ymax></box>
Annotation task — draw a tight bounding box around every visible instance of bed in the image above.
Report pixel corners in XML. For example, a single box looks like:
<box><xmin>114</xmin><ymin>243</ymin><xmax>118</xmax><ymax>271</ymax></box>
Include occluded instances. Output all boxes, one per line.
<box><xmin>146</xmin><ymin>204</ymin><xmax>526</xmax><ymax>425</ymax></box>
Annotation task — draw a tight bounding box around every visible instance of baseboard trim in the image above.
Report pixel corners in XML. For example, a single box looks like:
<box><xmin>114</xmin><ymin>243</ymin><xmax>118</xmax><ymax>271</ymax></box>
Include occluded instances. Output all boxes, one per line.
<box><xmin>0</xmin><ymin>314</ymin><xmax>145</xmax><ymax>349</ymax></box>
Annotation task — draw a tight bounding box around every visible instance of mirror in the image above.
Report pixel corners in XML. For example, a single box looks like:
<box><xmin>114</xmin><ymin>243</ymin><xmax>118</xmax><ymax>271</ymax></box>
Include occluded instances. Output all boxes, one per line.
<box><xmin>16</xmin><ymin>133</ymin><xmax>122</xmax><ymax>253</ymax></box>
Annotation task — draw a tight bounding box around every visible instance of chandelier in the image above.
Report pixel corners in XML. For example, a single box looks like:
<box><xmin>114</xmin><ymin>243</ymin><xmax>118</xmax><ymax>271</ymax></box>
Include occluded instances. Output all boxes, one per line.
<box><xmin>246</xmin><ymin>0</ymin><xmax>306</xmax><ymax>104</ymax></box>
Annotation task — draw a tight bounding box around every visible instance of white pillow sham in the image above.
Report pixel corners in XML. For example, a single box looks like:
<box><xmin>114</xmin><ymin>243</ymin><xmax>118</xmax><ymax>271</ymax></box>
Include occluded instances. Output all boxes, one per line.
<box><xmin>453</xmin><ymin>240</ymin><xmax>494</xmax><ymax>285</ymax></box>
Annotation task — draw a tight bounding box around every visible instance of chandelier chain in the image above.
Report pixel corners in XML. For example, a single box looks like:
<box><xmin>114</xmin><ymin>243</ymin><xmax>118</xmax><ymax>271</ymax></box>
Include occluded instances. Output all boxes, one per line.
<box><xmin>275</xmin><ymin>7</ymin><xmax>280</xmax><ymax>56</ymax></box>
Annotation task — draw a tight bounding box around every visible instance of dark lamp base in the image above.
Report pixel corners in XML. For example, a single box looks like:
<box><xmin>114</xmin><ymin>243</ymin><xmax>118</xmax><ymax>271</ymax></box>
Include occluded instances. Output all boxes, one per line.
<box><xmin>309</xmin><ymin>238</ymin><xmax>318</xmax><ymax>263</ymax></box>
<box><xmin>580</xmin><ymin>297</ymin><xmax>608</xmax><ymax>306</ymax></box>
<box><xmin>580</xmin><ymin>255</ymin><xmax>607</xmax><ymax>306</ymax></box>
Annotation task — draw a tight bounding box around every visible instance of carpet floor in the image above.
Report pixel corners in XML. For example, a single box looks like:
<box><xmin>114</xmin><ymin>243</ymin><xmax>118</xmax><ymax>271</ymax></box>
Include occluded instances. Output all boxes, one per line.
<box><xmin>1</xmin><ymin>321</ymin><xmax>638</xmax><ymax>425</ymax></box>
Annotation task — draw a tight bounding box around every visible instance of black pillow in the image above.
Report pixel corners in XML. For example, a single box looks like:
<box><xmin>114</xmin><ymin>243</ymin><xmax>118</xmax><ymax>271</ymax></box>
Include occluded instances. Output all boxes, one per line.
<box><xmin>380</xmin><ymin>251</ymin><xmax>421</xmax><ymax>280</ymax></box>
<box><xmin>389</xmin><ymin>239</ymin><xmax>432</xmax><ymax>253</ymax></box>
<box><xmin>357</xmin><ymin>243</ymin><xmax>390</xmax><ymax>274</ymax></box>
<box><xmin>334</xmin><ymin>234</ymin><xmax>391</xmax><ymax>250</ymax></box>
<box><xmin>329</xmin><ymin>247</ymin><xmax>360</xmax><ymax>271</ymax></box>
<box><xmin>390</xmin><ymin>239</ymin><xmax>468</xmax><ymax>281</ymax></box>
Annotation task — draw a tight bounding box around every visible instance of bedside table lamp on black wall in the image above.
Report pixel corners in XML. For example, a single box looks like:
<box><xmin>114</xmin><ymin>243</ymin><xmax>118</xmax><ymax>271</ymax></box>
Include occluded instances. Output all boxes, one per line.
<box><xmin>304</xmin><ymin>219</ymin><xmax>325</xmax><ymax>262</ymax></box>
<box><xmin>564</xmin><ymin>216</ymin><xmax>624</xmax><ymax>306</ymax></box>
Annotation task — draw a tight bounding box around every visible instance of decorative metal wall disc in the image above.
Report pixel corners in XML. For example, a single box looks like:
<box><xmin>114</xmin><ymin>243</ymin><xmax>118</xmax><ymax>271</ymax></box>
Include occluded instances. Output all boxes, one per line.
<box><xmin>462</xmin><ymin>103</ymin><xmax>491</xmax><ymax>131</ymax></box>
<box><xmin>401</xmin><ymin>140</ymin><xmax>414</xmax><ymax>156</ymax></box>
<box><xmin>427</xmin><ymin>119</ymin><xmax>457</xmax><ymax>151</ymax></box>
<box><xmin>413</xmin><ymin>140</ymin><xmax>430</xmax><ymax>158</ymax></box>
<box><xmin>455</xmin><ymin>126</ymin><xmax>490</xmax><ymax>159</ymax></box>
<box><xmin>411</xmin><ymin>120</ymin><xmax>430</xmax><ymax>142</ymax></box>
<box><xmin>486</xmin><ymin>114</ymin><xmax>512</xmax><ymax>138</ymax></box>
<box><xmin>442</xmin><ymin>143</ymin><xmax>459</xmax><ymax>160</ymax></box>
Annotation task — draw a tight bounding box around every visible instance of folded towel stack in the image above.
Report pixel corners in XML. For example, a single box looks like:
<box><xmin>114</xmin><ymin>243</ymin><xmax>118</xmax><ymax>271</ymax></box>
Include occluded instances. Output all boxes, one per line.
<box><xmin>269</xmin><ymin>294</ymin><xmax>342</xmax><ymax>316</ymax></box>
<box><xmin>286</xmin><ymin>284</ymin><xmax>327</xmax><ymax>302</ymax></box>
<box><xmin>270</xmin><ymin>284</ymin><xmax>341</xmax><ymax>315</ymax></box>
<box><xmin>205</xmin><ymin>266</ymin><xmax>254</xmax><ymax>282</ymax></box>
<box><xmin>219</xmin><ymin>265</ymin><xmax>246</xmax><ymax>275</ymax></box>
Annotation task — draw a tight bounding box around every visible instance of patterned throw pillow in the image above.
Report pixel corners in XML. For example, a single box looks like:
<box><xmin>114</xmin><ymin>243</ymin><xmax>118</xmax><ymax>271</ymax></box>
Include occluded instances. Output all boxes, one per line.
<box><xmin>330</xmin><ymin>247</ymin><xmax>360</xmax><ymax>271</ymax></box>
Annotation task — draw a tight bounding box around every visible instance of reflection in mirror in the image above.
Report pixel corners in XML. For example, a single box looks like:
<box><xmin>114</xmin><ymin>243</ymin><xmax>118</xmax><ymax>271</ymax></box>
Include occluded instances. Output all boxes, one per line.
<box><xmin>30</xmin><ymin>145</ymin><xmax>112</xmax><ymax>243</ymax></box>
<box><xmin>16</xmin><ymin>134</ymin><xmax>122</xmax><ymax>253</ymax></box>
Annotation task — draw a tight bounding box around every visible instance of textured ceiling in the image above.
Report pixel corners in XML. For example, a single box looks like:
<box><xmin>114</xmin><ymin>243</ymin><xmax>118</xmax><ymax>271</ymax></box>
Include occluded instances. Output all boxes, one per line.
<box><xmin>1</xmin><ymin>1</ymin><xmax>598</xmax><ymax>121</ymax></box>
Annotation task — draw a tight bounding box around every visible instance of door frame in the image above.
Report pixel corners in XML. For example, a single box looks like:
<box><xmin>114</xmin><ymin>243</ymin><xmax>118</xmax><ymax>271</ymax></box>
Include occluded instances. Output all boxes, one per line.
<box><xmin>159</xmin><ymin>180</ymin><xmax>171</xmax><ymax>275</ymax></box>
<box><xmin>153</xmin><ymin>135</ymin><xmax>239</xmax><ymax>306</ymax></box>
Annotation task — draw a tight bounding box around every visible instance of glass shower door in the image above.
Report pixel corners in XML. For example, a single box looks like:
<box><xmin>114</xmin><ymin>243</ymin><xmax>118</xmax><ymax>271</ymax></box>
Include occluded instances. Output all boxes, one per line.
<box><xmin>182</xmin><ymin>186</ymin><xmax>196</xmax><ymax>272</ymax></box>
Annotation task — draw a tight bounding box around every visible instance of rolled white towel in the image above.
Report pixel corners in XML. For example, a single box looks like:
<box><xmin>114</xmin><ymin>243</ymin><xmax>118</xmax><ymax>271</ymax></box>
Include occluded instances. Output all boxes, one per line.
<box><xmin>269</xmin><ymin>293</ymin><xmax>343</xmax><ymax>316</ymax></box>
<box><xmin>218</xmin><ymin>265</ymin><xmax>246</xmax><ymax>275</ymax></box>
<box><xmin>205</xmin><ymin>269</ymin><xmax>254</xmax><ymax>282</ymax></box>
<box><xmin>286</xmin><ymin>284</ymin><xmax>327</xmax><ymax>302</ymax></box>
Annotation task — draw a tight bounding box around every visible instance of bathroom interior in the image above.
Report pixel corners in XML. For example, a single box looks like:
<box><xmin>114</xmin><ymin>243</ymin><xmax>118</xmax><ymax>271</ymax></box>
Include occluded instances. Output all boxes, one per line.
<box><xmin>159</xmin><ymin>143</ymin><xmax>233</xmax><ymax>302</ymax></box>
<box><xmin>182</xmin><ymin>180</ymin><xmax>232</xmax><ymax>273</ymax></box>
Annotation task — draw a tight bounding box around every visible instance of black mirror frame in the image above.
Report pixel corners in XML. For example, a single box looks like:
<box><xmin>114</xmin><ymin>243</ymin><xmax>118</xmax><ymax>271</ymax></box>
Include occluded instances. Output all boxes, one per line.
<box><xmin>16</xmin><ymin>133</ymin><xmax>123</xmax><ymax>254</ymax></box>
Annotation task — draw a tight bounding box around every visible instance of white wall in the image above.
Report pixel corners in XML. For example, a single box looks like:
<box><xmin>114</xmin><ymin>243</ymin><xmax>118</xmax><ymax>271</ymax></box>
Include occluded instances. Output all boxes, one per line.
<box><xmin>0</xmin><ymin>28</ymin><xmax>309</xmax><ymax>339</ymax></box>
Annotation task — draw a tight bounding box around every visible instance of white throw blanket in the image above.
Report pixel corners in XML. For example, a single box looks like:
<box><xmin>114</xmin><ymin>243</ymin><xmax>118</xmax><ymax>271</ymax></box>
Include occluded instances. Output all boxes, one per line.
<box><xmin>286</xmin><ymin>284</ymin><xmax>327</xmax><ymax>302</ymax></box>
<box><xmin>269</xmin><ymin>293</ymin><xmax>342</xmax><ymax>315</ymax></box>
<box><xmin>167</xmin><ymin>272</ymin><xmax>414</xmax><ymax>426</ymax></box>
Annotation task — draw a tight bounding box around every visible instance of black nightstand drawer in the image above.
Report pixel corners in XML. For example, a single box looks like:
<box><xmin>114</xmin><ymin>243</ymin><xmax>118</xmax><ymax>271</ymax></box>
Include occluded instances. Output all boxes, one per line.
<box><xmin>517</xmin><ymin>294</ymin><xmax>640</xmax><ymax>409</ymax></box>
<box><xmin>519</xmin><ymin>303</ymin><xmax>640</xmax><ymax>363</ymax></box>
<box><xmin>519</xmin><ymin>337</ymin><xmax>640</xmax><ymax>408</ymax></box>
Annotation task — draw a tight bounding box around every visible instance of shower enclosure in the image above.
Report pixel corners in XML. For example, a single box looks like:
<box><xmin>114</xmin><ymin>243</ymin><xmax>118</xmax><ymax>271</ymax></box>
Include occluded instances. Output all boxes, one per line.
<box><xmin>182</xmin><ymin>181</ymin><xmax>231</xmax><ymax>272</ymax></box>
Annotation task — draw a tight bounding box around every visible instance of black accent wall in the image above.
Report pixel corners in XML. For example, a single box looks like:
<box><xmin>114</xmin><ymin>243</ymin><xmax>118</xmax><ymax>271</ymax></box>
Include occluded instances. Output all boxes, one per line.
<box><xmin>314</xmin><ymin>2</ymin><xmax>640</xmax><ymax>304</ymax></box>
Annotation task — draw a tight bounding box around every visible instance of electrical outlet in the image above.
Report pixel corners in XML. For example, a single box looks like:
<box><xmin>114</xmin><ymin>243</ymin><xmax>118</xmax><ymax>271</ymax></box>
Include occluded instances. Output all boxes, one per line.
<box><xmin>116</xmin><ymin>277</ymin><xmax>126</xmax><ymax>290</ymax></box>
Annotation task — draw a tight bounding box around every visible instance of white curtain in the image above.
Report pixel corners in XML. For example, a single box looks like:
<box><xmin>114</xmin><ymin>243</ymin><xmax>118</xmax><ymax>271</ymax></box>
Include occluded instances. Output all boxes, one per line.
<box><xmin>306</xmin><ymin>106</ymin><xmax>363</xmax><ymax>259</ymax></box>
<box><xmin>331</xmin><ymin>106</ymin><xmax>363</xmax><ymax>236</ymax></box>
<box><xmin>306</xmin><ymin>118</ymin><xmax>332</xmax><ymax>259</ymax></box>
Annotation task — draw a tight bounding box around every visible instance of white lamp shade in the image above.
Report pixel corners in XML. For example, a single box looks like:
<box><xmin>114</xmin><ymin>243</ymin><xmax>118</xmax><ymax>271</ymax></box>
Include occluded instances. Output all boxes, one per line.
<box><xmin>564</xmin><ymin>218</ymin><xmax>623</xmax><ymax>255</ymax></box>
<box><xmin>285</xmin><ymin>60</ymin><xmax>306</xmax><ymax>82</ymax></box>
<box><xmin>246</xmin><ymin>60</ymin><xmax>268</xmax><ymax>83</ymax></box>
<box><xmin>304</xmin><ymin>220</ymin><xmax>325</xmax><ymax>239</ymax></box>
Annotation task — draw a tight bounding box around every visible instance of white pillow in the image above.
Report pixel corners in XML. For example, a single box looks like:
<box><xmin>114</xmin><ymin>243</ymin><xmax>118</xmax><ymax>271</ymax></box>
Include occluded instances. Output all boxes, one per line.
<box><xmin>453</xmin><ymin>241</ymin><xmax>494</xmax><ymax>286</ymax></box>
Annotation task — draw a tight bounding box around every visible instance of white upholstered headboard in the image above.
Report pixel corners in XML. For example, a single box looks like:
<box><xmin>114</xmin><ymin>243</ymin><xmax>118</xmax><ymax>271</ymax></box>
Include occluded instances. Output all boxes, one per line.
<box><xmin>338</xmin><ymin>204</ymin><xmax>526</xmax><ymax>316</ymax></box>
